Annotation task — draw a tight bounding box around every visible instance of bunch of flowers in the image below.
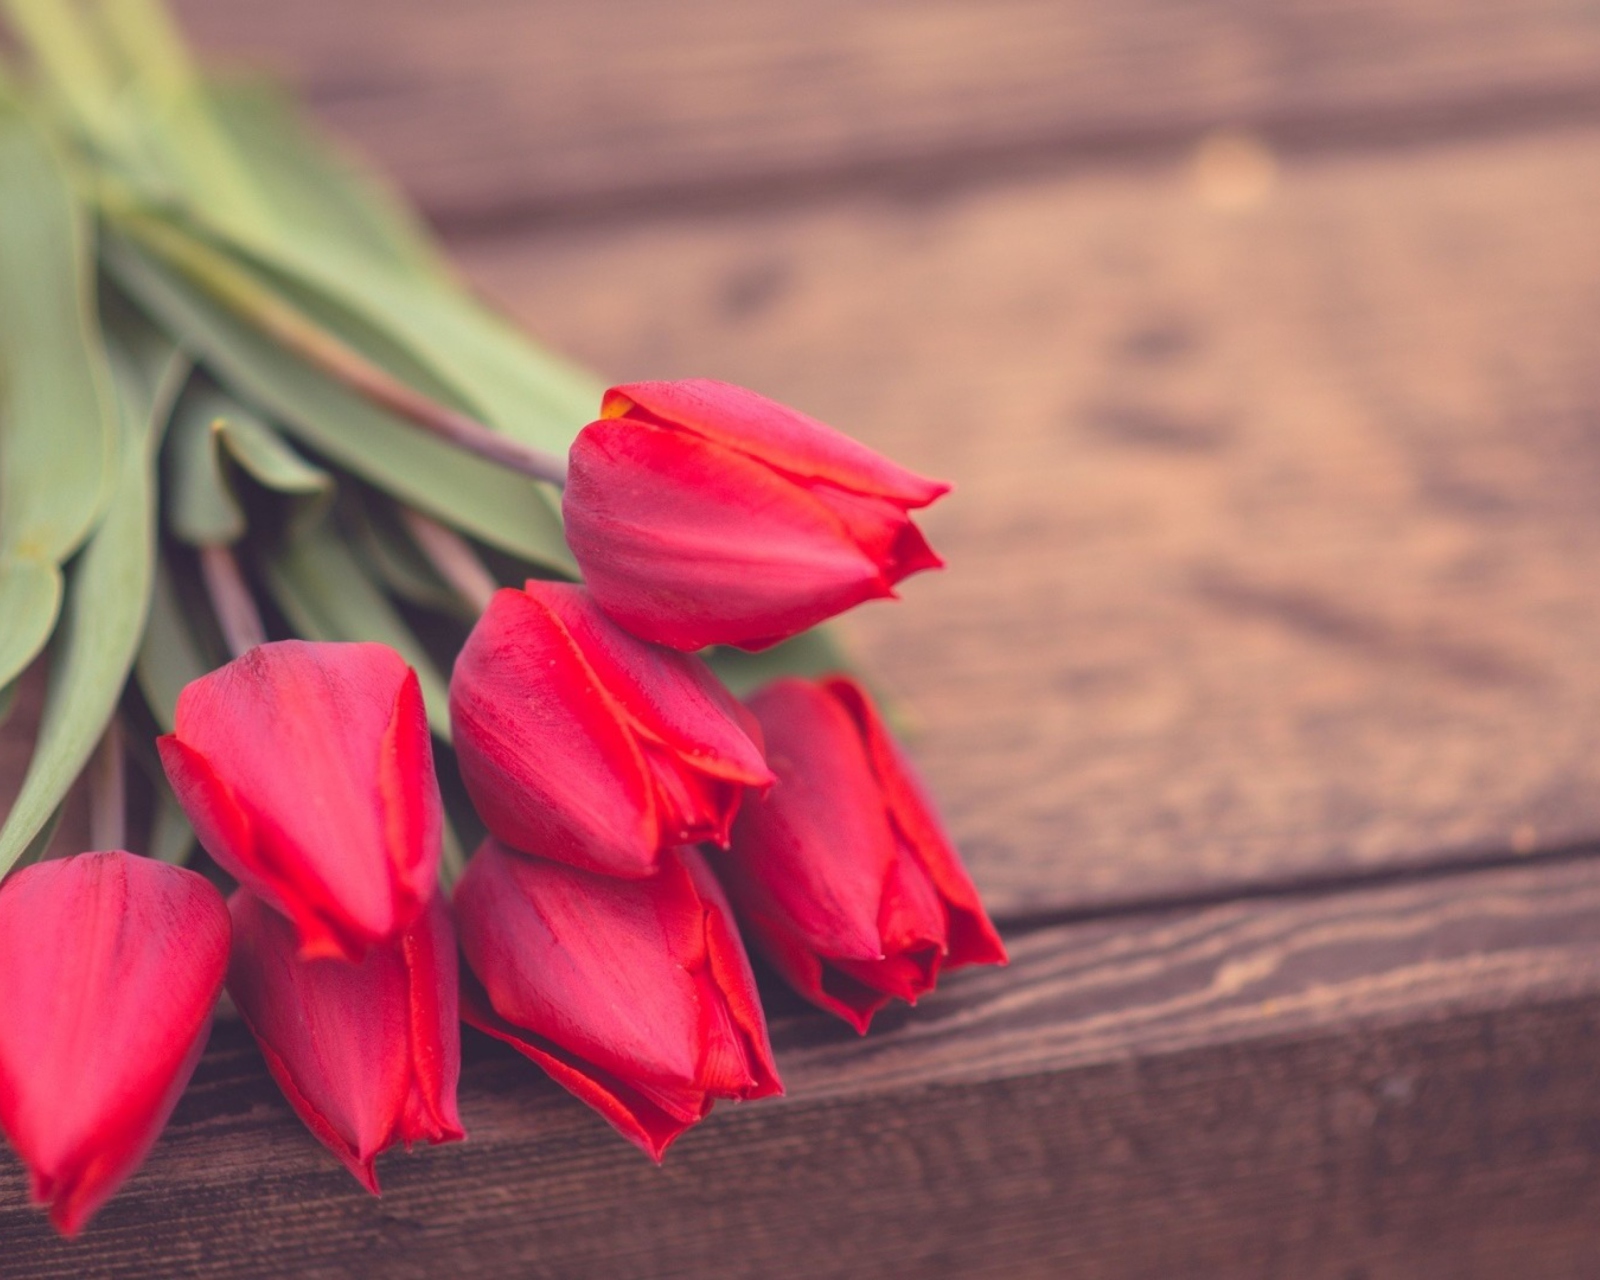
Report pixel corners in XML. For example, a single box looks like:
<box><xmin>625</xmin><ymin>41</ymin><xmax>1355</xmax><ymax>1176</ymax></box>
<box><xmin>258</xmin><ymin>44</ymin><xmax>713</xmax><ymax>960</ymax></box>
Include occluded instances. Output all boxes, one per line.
<box><xmin>0</xmin><ymin>0</ymin><xmax>1005</xmax><ymax>1236</ymax></box>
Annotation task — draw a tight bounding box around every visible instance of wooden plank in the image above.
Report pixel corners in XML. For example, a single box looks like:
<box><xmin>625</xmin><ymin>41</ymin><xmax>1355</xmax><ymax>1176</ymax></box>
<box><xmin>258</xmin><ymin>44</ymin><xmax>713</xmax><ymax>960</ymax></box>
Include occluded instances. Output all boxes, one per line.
<box><xmin>172</xmin><ymin>0</ymin><xmax>1600</xmax><ymax>225</ymax></box>
<box><xmin>7</xmin><ymin>856</ymin><xmax>1600</xmax><ymax>1276</ymax></box>
<box><xmin>450</xmin><ymin>124</ymin><xmax>1600</xmax><ymax>915</ymax></box>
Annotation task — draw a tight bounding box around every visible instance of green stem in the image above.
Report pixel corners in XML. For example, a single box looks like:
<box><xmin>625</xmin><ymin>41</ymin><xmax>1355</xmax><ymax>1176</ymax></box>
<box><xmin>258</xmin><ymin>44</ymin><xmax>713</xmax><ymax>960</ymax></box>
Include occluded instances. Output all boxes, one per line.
<box><xmin>401</xmin><ymin>509</ymin><xmax>498</xmax><ymax>613</ymax></box>
<box><xmin>89</xmin><ymin>714</ymin><xmax>126</xmax><ymax>851</ymax></box>
<box><xmin>112</xmin><ymin>210</ymin><xmax>570</xmax><ymax>487</ymax></box>
<box><xmin>199</xmin><ymin>543</ymin><xmax>265</xmax><ymax>657</ymax></box>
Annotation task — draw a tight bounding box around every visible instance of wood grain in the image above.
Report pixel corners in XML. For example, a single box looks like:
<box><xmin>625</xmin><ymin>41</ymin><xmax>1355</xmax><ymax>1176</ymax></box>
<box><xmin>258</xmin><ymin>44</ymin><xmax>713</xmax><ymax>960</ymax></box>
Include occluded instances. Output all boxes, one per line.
<box><xmin>172</xmin><ymin>0</ymin><xmax>1600</xmax><ymax>225</ymax></box>
<box><xmin>450</xmin><ymin>124</ymin><xmax>1600</xmax><ymax>917</ymax></box>
<box><xmin>6</xmin><ymin>857</ymin><xmax>1600</xmax><ymax>1277</ymax></box>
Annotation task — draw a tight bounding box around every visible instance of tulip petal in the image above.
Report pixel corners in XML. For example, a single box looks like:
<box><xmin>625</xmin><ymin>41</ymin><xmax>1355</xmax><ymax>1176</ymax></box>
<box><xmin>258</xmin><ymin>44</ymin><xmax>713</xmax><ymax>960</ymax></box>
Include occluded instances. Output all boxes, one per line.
<box><xmin>682</xmin><ymin>850</ymin><xmax>783</xmax><ymax>1097</ymax></box>
<box><xmin>166</xmin><ymin>641</ymin><xmax>444</xmax><ymax>958</ymax></box>
<box><xmin>826</xmin><ymin>677</ymin><xmax>1008</xmax><ymax>968</ymax></box>
<box><xmin>460</xmin><ymin>974</ymin><xmax>699</xmax><ymax>1161</ymax></box>
<box><xmin>0</xmin><ymin>853</ymin><xmax>230</xmax><ymax>1235</ymax></box>
<box><xmin>724</xmin><ymin>681</ymin><xmax>897</xmax><ymax>960</ymax></box>
<box><xmin>807</xmin><ymin>483</ymin><xmax>946</xmax><ymax>585</ymax></box>
<box><xmin>377</xmin><ymin>667</ymin><xmax>443</xmax><ymax>925</ymax></box>
<box><xmin>603</xmin><ymin>379</ymin><xmax>947</xmax><ymax>508</ymax></box>
<box><xmin>450</xmin><ymin>588</ymin><xmax>660</xmax><ymax>875</ymax></box>
<box><xmin>531</xmin><ymin>581</ymin><xmax>772</xmax><ymax>789</ymax></box>
<box><xmin>714</xmin><ymin>678</ymin><xmax>1005</xmax><ymax>1031</ymax></box>
<box><xmin>455</xmin><ymin>841</ymin><xmax>779</xmax><ymax>1152</ymax></box>
<box><xmin>451</xmin><ymin>586</ymin><xmax>768</xmax><ymax>875</ymax></box>
<box><xmin>567</xmin><ymin>419</ymin><xmax>894</xmax><ymax>652</ymax></box>
<box><xmin>738</xmin><ymin>911</ymin><xmax>889</xmax><ymax>1035</ymax></box>
<box><xmin>227</xmin><ymin>890</ymin><xmax>463</xmax><ymax>1193</ymax></box>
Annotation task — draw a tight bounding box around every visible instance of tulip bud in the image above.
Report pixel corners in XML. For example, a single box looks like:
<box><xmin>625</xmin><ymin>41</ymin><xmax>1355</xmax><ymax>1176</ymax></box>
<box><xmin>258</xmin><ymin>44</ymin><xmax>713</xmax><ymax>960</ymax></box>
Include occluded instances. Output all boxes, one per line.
<box><xmin>564</xmin><ymin>379</ymin><xmax>949</xmax><ymax>652</ymax></box>
<box><xmin>0</xmin><ymin>852</ymin><xmax>230</xmax><ymax>1235</ymax></box>
<box><xmin>455</xmin><ymin>839</ymin><xmax>780</xmax><ymax>1159</ymax></box>
<box><xmin>226</xmin><ymin>889</ymin><xmax>464</xmax><ymax>1192</ymax></box>
<box><xmin>450</xmin><ymin>582</ymin><xmax>773</xmax><ymax>878</ymax></box>
<box><xmin>710</xmin><ymin>676</ymin><xmax>1006</xmax><ymax>1032</ymax></box>
<box><xmin>158</xmin><ymin>640</ymin><xmax>443</xmax><ymax>961</ymax></box>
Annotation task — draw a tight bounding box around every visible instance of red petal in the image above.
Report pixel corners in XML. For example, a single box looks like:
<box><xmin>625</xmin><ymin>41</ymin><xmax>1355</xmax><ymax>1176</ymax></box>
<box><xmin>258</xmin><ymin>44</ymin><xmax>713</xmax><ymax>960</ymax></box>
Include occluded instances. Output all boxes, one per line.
<box><xmin>720</xmin><ymin>679</ymin><xmax>896</xmax><ymax>961</ymax></box>
<box><xmin>680</xmin><ymin>849</ymin><xmax>782</xmax><ymax>1099</ymax></box>
<box><xmin>226</xmin><ymin>890</ymin><xmax>463</xmax><ymax>1194</ymax></box>
<box><xmin>167</xmin><ymin>641</ymin><xmax>440</xmax><ymax>955</ymax></box>
<box><xmin>450</xmin><ymin>588</ymin><xmax>660</xmax><ymax>875</ymax></box>
<box><xmin>531</xmin><ymin>581</ymin><xmax>772</xmax><ymax>789</ymax></box>
<box><xmin>603</xmin><ymin>379</ymin><xmax>948</xmax><ymax>507</ymax></box>
<box><xmin>566</xmin><ymin>420</ymin><xmax>894</xmax><ymax>651</ymax></box>
<box><xmin>825</xmin><ymin>677</ymin><xmax>1008</xmax><ymax>968</ymax></box>
<box><xmin>807</xmin><ymin>484</ymin><xmax>946</xmax><ymax>587</ymax></box>
<box><xmin>460</xmin><ymin>975</ymin><xmax>701</xmax><ymax>1161</ymax></box>
<box><xmin>0</xmin><ymin>853</ymin><xmax>230</xmax><ymax>1234</ymax></box>
<box><xmin>455</xmin><ymin>843</ymin><xmax>711</xmax><ymax>1090</ymax></box>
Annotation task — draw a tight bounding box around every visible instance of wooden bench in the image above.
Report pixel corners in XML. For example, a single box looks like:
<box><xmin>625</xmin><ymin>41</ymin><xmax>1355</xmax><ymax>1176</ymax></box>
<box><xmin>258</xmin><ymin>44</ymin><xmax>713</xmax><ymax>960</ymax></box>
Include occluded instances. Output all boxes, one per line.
<box><xmin>6</xmin><ymin>0</ymin><xmax>1600</xmax><ymax>1272</ymax></box>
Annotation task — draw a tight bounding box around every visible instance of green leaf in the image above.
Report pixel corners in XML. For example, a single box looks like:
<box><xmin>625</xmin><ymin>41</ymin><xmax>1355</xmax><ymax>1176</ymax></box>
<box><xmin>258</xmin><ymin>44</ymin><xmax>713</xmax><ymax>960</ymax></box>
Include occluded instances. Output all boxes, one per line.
<box><xmin>162</xmin><ymin>80</ymin><xmax>600</xmax><ymax>452</ymax></box>
<box><xmin>134</xmin><ymin>550</ymin><xmax>214</xmax><ymax>732</ymax></box>
<box><xmin>0</xmin><ymin>676</ymin><xmax>16</xmax><ymax>729</ymax></box>
<box><xmin>0</xmin><ymin>315</ymin><xmax>169</xmax><ymax>874</ymax></box>
<box><xmin>0</xmin><ymin>99</ymin><xmax>120</xmax><ymax>687</ymax></box>
<box><xmin>261</xmin><ymin>524</ymin><xmax>452</xmax><ymax>740</ymax></box>
<box><xmin>93</xmin><ymin>0</ymin><xmax>274</xmax><ymax>242</ymax></box>
<box><xmin>340</xmin><ymin>487</ymin><xmax>469</xmax><ymax>616</ymax></box>
<box><xmin>12</xmin><ymin>801</ymin><xmax>63</xmax><ymax>870</ymax></box>
<box><xmin>165</xmin><ymin>383</ymin><xmax>332</xmax><ymax>545</ymax></box>
<box><xmin>0</xmin><ymin>0</ymin><xmax>128</xmax><ymax>152</ymax></box>
<box><xmin>0</xmin><ymin>560</ymin><xmax>61</xmax><ymax>692</ymax></box>
<box><xmin>202</xmin><ymin>77</ymin><xmax>446</xmax><ymax>281</ymax></box>
<box><xmin>103</xmin><ymin>232</ymin><xmax>576</xmax><ymax>572</ymax></box>
<box><xmin>706</xmin><ymin>627</ymin><xmax>852</xmax><ymax>700</ymax></box>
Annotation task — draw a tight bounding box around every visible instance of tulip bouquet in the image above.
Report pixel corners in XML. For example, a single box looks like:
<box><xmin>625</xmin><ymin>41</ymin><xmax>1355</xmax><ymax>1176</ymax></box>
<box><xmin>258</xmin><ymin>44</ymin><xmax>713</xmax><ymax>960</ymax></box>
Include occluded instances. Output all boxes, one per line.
<box><xmin>0</xmin><ymin>0</ymin><xmax>1006</xmax><ymax>1238</ymax></box>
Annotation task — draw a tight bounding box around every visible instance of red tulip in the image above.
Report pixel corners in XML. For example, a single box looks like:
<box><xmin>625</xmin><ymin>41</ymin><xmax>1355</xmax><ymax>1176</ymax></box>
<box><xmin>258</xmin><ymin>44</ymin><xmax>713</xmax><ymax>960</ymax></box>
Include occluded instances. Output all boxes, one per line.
<box><xmin>564</xmin><ymin>379</ymin><xmax>949</xmax><ymax>652</ymax></box>
<box><xmin>711</xmin><ymin>676</ymin><xmax>1005</xmax><ymax>1032</ymax></box>
<box><xmin>158</xmin><ymin>640</ymin><xmax>442</xmax><ymax>961</ymax></box>
<box><xmin>0</xmin><ymin>852</ymin><xmax>230</xmax><ymax>1235</ymax></box>
<box><xmin>455</xmin><ymin>839</ymin><xmax>780</xmax><ymax>1159</ymax></box>
<box><xmin>450</xmin><ymin>581</ymin><xmax>773</xmax><ymax>878</ymax></box>
<box><xmin>226</xmin><ymin>889</ymin><xmax>464</xmax><ymax>1192</ymax></box>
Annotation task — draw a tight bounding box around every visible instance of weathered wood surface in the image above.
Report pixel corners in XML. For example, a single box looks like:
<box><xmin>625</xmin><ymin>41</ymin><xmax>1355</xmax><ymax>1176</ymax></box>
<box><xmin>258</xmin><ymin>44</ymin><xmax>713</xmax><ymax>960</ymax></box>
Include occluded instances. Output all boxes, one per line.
<box><xmin>6</xmin><ymin>859</ymin><xmax>1600</xmax><ymax>1278</ymax></box>
<box><xmin>7</xmin><ymin>0</ymin><xmax>1600</xmax><ymax>1274</ymax></box>
<box><xmin>173</xmin><ymin>0</ymin><xmax>1600</xmax><ymax>225</ymax></box>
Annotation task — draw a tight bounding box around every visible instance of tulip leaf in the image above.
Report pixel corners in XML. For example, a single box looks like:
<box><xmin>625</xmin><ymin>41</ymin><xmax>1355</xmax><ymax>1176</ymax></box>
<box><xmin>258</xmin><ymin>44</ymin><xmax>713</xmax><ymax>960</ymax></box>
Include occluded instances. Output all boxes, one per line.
<box><xmin>135</xmin><ymin>551</ymin><xmax>215</xmax><ymax>732</ymax></box>
<box><xmin>0</xmin><ymin>99</ymin><xmax>120</xmax><ymax>688</ymax></box>
<box><xmin>706</xmin><ymin>627</ymin><xmax>852</xmax><ymax>699</ymax></box>
<box><xmin>103</xmin><ymin>232</ymin><xmax>577</xmax><ymax>572</ymax></box>
<box><xmin>12</xmin><ymin>801</ymin><xmax>63</xmax><ymax>870</ymax></box>
<box><xmin>202</xmin><ymin>77</ymin><xmax>446</xmax><ymax>281</ymax></box>
<box><xmin>261</xmin><ymin>525</ymin><xmax>452</xmax><ymax>740</ymax></box>
<box><xmin>0</xmin><ymin>316</ymin><xmax>174</xmax><ymax>875</ymax></box>
<box><xmin>93</xmin><ymin>0</ymin><xmax>275</xmax><ymax>244</ymax></box>
<box><xmin>340</xmin><ymin>488</ymin><xmax>468</xmax><ymax>617</ymax></box>
<box><xmin>0</xmin><ymin>560</ymin><xmax>62</xmax><ymax>694</ymax></box>
<box><xmin>166</xmin><ymin>383</ymin><xmax>333</xmax><ymax>546</ymax></box>
<box><xmin>167</xmin><ymin>80</ymin><xmax>599</xmax><ymax>452</ymax></box>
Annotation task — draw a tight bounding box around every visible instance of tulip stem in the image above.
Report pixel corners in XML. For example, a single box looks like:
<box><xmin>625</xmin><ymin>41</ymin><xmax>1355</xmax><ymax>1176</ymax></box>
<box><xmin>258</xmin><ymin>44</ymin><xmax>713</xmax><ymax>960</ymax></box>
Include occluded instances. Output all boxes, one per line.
<box><xmin>401</xmin><ymin>509</ymin><xmax>499</xmax><ymax>613</ymax></box>
<box><xmin>112</xmin><ymin>210</ymin><xmax>571</xmax><ymax>488</ymax></box>
<box><xmin>200</xmin><ymin>545</ymin><xmax>268</xmax><ymax>657</ymax></box>
<box><xmin>89</xmin><ymin>716</ymin><xmax>126</xmax><ymax>852</ymax></box>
